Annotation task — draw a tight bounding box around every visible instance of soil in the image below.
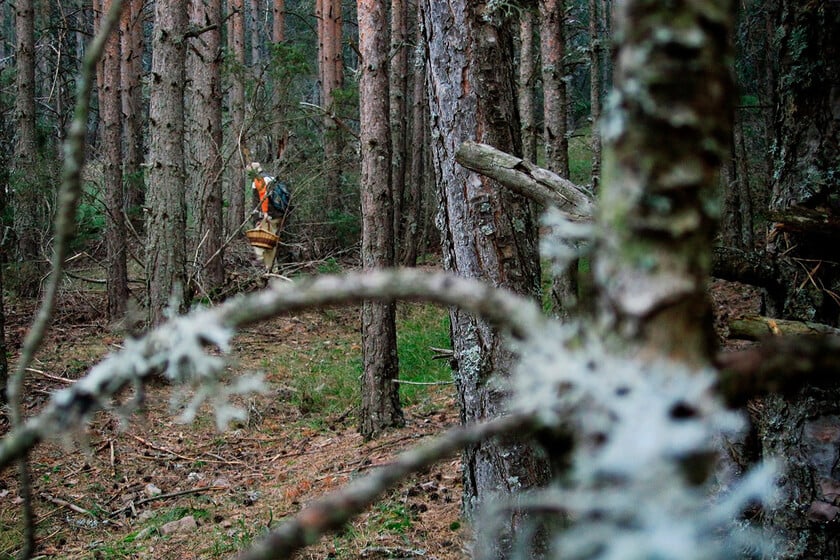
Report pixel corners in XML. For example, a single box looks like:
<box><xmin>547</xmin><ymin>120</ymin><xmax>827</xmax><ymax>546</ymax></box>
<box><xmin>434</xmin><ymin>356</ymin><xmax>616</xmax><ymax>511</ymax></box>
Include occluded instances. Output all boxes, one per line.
<box><xmin>0</xmin><ymin>254</ymin><xmax>762</xmax><ymax>559</ymax></box>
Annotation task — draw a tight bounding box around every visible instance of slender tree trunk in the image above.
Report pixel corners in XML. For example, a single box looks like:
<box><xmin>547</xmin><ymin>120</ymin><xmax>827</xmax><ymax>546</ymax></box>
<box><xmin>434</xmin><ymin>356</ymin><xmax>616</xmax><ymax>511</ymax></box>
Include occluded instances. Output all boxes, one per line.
<box><xmin>317</xmin><ymin>0</ymin><xmax>344</xmax><ymax>226</ymax></box>
<box><xmin>249</xmin><ymin>0</ymin><xmax>261</xmax><ymax>66</ymax></box>
<box><xmin>358</xmin><ymin>0</ymin><xmax>403</xmax><ymax>440</ymax></box>
<box><xmin>540</xmin><ymin>0</ymin><xmax>577</xmax><ymax>317</ymax></box>
<box><xmin>272</xmin><ymin>0</ymin><xmax>284</xmax><ymax>42</ymax></box>
<box><xmin>101</xmin><ymin>0</ymin><xmax>128</xmax><ymax>320</ymax></box>
<box><xmin>390</xmin><ymin>0</ymin><xmax>409</xmax><ymax>256</ymax></box>
<box><xmin>121</xmin><ymin>0</ymin><xmax>145</xmax><ymax>221</ymax></box>
<box><xmin>187</xmin><ymin>0</ymin><xmax>225</xmax><ymax>292</ymax></box>
<box><xmin>539</xmin><ymin>0</ymin><xmax>569</xmax><ymax>178</ymax></box>
<box><xmin>271</xmin><ymin>0</ymin><xmax>286</xmax><ymax>159</ymax></box>
<box><xmin>733</xmin><ymin>115</ymin><xmax>754</xmax><ymax>249</ymax></box>
<box><xmin>13</xmin><ymin>0</ymin><xmax>38</xmax><ymax>261</ymax></box>
<box><xmin>518</xmin><ymin>6</ymin><xmax>538</xmax><ymax>164</ymax></box>
<box><xmin>147</xmin><ymin>0</ymin><xmax>188</xmax><ymax>325</ymax></box>
<box><xmin>423</xmin><ymin>1</ymin><xmax>549</xmax><ymax>556</ymax></box>
<box><xmin>588</xmin><ymin>0</ymin><xmax>602</xmax><ymax>189</ymax></box>
<box><xmin>227</xmin><ymin>0</ymin><xmax>247</xmax><ymax>234</ymax></box>
<box><xmin>402</xmin><ymin>12</ymin><xmax>427</xmax><ymax>268</ymax></box>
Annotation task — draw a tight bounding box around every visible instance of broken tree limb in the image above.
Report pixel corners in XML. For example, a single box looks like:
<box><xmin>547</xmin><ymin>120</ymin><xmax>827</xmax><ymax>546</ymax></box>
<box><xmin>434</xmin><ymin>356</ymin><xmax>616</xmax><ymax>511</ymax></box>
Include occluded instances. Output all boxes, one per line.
<box><xmin>729</xmin><ymin>315</ymin><xmax>840</xmax><ymax>340</ymax></box>
<box><xmin>716</xmin><ymin>335</ymin><xmax>840</xmax><ymax>406</ymax></box>
<box><xmin>455</xmin><ymin>140</ymin><xmax>595</xmax><ymax>219</ymax></box>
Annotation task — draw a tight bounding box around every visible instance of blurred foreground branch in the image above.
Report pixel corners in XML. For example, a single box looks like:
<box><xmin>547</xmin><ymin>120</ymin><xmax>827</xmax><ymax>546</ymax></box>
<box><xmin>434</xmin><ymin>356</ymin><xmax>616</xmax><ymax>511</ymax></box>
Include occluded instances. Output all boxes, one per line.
<box><xmin>0</xmin><ymin>269</ymin><xmax>546</xmax><ymax>472</ymax></box>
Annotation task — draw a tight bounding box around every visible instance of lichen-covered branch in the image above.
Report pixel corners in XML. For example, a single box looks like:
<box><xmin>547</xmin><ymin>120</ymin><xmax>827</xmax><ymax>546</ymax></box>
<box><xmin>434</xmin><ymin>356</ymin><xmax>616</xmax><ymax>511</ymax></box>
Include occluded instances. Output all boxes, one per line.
<box><xmin>0</xmin><ymin>269</ymin><xmax>546</xmax><ymax>472</ymax></box>
<box><xmin>235</xmin><ymin>413</ymin><xmax>535</xmax><ymax>560</ymax></box>
<box><xmin>594</xmin><ymin>0</ymin><xmax>735</xmax><ymax>367</ymax></box>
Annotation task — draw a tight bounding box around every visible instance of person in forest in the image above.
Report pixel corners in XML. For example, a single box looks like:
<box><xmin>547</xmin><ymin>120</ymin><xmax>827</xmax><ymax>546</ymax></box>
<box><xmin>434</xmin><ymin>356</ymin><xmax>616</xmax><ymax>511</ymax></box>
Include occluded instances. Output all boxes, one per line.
<box><xmin>246</xmin><ymin>162</ymin><xmax>293</xmax><ymax>270</ymax></box>
<box><xmin>248</xmin><ymin>162</ymin><xmax>271</xmax><ymax>220</ymax></box>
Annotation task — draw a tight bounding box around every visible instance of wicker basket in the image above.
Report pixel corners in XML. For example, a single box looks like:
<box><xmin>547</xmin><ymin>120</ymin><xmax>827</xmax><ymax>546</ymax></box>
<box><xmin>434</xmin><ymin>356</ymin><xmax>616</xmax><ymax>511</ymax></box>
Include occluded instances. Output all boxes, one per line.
<box><xmin>245</xmin><ymin>228</ymin><xmax>279</xmax><ymax>249</ymax></box>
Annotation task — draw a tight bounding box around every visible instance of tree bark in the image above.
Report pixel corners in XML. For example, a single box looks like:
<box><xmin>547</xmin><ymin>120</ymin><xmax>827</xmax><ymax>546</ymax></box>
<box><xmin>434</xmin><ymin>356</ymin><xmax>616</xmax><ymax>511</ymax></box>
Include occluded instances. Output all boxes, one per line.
<box><xmin>317</xmin><ymin>0</ymin><xmax>344</xmax><ymax>229</ymax></box>
<box><xmin>518</xmin><ymin>7</ymin><xmax>538</xmax><ymax>164</ymax></box>
<box><xmin>539</xmin><ymin>0</ymin><xmax>569</xmax><ymax>178</ymax></box>
<box><xmin>750</xmin><ymin>5</ymin><xmax>840</xmax><ymax>557</ymax></box>
<box><xmin>423</xmin><ymin>1</ymin><xmax>549</xmax><ymax>556</ymax></box>
<box><xmin>187</xmin><ymin>0</ymin><xmax>225</xmax><ymax>292</ymax></box>
<box><xmin>390</xmin><ymin>0</ymin><xmax>409</xmax><ymax>255</ymax></box>
<box><xmin>101</xmin><ymin>0</ymin><xmax>128</xmax><ymax>320</ymax></box>
<box><xmin>271</xmin><ymin>0</ymin><xmax>286</xmax><ymax>158</ymax></box>
<box><xmin>401</xmin><ymin>1</ymin><xmax>428</xmax><ymax>268</ymax></box>
<box><xmin>147</xmin><ymin>0</ymin><xmax>188</xmax><ymax>325</ymax></box>
<box><xmin>121</xmin><ymin>0</ymin><xmax>145</xmax><ymax>221</ymax></box>
<box><xmin>455</xmin><ymin>140</ymin><xmax>594</xmax><ymax>219</ymax></box>
<box><xmin>358</xmin><ymin>0</ymin><xmax>403</xmax><ymax>439</ymax></box>
<box><xmin>13</xmin><ymin>0</ymin><xmax>39</xmax><ymax>261</ymax></box>
<box><xmin>227</xmin><ymin>0</ymin><xmax>247</xmax><ymax>234</ymax></box>
<box><xmin>588</xmin><ymin>0</ymin><xmax>602</xmax><ymax>189</ymax></box>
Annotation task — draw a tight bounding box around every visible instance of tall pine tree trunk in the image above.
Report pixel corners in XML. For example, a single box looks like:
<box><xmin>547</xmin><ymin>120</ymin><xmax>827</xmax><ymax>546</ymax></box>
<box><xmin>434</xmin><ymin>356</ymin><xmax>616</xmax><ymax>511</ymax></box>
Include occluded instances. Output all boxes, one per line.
<box><xmin>401</xmin><ymin>16</ymin><xmax>428</xmax><ymax>269</ymax></box>
<box><xmin>358</xmin><ymin>0</ymin><xmax>403</xmax><ymax>440</ymax></box>
<box><xmin>101</xmin><ymin>0</ymin><xmax>128</xmax><ymax>320</ymax></box>
<box><xmin>227</xmin><ymin>0</ymin><xmax>247</xmax><ymax>234</ymax></box>
<box><xmin>187</xmin><ymin>0</ymin><xmax>225</xmax><ymax>292</ymax></box>
<box><xmin>390</xmin><ymin>0</ymin><xmax>409</xmax><ymax>256</ymax></box>
<box><xmin>518</xmin><ymin>7</ymin><xmax>538</xmax><ymax>164</ymax></box>
<box><xmin>539</xmin><ymin>0</ymin><xmax>569</xmax><ymax>178</ymax></box>
<box><xmin>423</xmin><ymin>1</ymin><xmax>548</xmax><ymax>556</ymax></box>
<box><xmin>147</xmin><ymin>0</ymin><xmax>187</xmax><ymax>325</ymax></box>
<box><xmin>121</xmin><ymin>0</ymin><xmax>145</xmax><ymax>222</ymax></box>
<box><xmin>13</xmin><ymin>0</ymin><xmax>39</xmax><ymax>262</ymax></box>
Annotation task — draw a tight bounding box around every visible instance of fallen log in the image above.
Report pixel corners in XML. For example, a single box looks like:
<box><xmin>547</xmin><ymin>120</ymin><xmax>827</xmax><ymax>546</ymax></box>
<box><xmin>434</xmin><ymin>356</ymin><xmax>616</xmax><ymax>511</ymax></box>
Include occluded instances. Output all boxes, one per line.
<box><xmin>716</xmin><ymin>334</ymin><xmax>840</xmax><ymax>406</ymax></box>
<box><xmin>729</xmin><ymin>315</ymin><xmax>840</xmax><ymax>340</ymax></box>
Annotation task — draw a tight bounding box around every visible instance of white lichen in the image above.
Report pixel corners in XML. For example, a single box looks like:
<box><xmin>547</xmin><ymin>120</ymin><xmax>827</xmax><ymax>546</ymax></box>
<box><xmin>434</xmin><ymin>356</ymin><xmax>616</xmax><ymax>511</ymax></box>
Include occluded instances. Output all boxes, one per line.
<box><xmin>505</xmin><ymin>329</ymin><xmax>779</xmax><ymax>559</ymax></box>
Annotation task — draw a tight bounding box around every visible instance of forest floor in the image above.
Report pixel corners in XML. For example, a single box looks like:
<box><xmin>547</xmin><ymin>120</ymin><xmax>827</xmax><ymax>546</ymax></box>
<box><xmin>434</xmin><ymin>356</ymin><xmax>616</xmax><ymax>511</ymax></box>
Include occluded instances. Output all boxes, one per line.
<box><xmin>0</xmin><ymin>246</ymin><xmax>762</xmax><ymax>560</ymax></box>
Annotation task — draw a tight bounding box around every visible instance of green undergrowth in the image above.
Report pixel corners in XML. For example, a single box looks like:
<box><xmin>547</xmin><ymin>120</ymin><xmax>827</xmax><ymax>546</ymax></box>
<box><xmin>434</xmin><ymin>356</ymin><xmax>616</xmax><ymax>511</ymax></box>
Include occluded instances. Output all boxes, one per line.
<box><xmin>282</xmin><ymin>304</ymin><xmax>452</xmax><ymax>423</ymax></box>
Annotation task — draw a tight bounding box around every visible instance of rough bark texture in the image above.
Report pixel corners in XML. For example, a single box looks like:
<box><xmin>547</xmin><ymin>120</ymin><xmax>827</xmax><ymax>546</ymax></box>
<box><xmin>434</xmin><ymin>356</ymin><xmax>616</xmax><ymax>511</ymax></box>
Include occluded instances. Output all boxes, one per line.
<box><xmin>101</xmin><ymin>0</ymin><xmax>128</xmax><ymax>320</ymax></box>
<box><xmin>13</xmin><ymin>0</ymin><xmax>38</xmax><ymax>261</ymax></box>
<box><xmin>358</xmin><ymin>0</ymin><xmax>403</xmax><ymax>439</ymax></box>
<box><xmin>751</xmin><ymin>4</ymin><xmax>840</xmax><ymax>558</ymax></box>
<box><xmin>121</xmin><ymin>0</ymin><xmax>145</xmax><ymax>219</ymax></box>
<box><xmin>594</xmin><ymin>1</ymin><xmax>734</xmax><ymax>367</ymax></box>
<box><xmin>518</xmin><ymin>7</ymin><xmax>538</xmax><ymax>164</ymax></box>
<box><xmin>147</xmin><ymin>0</ymin><xmax>188</xmax><ymax>325</ymax></box>
<box><xmin>764</xmin><ymin>1</ymin><xmax>840</xmax><ymax>326</ymax></box>
<box><xmin>423</xmin><ymin>1</ymin><xmax>549</xmax><ymax>556</ymax></box>
<box><xmin>539</xmin><ymin>0</ymin><xmax>569</xmax><ymax>178</ymax></box>
<box><xmin>271</xmin><ymin>0</ymin><xmax>285</xmax><ymax>158</ymax></box>
<box><xmin>401</xmin><ymin>1</ymin><xmax>429</xmax><ymax>268</ymax></box>
<box><xmin>317</xmin><ymin>0</ymin><xmax>344</xmax><ymax>222</ymax></box>
<box><xmin>187</xmin><ymin>0</ymin><xmax>225</xmax><ymax>292</ymax></box>
<box><xmin>390</xmin><ymin>0</ymin><xmax>409</xmax><ymax>253</ymax></box>
<box><xmin>227</xmin><ymin>0</ymin><xmax>247</xmax><ymax>233</ymax></box>
<box><xmin>588</xmin><ymin>0</ymin><xmax>602</xmax><ymax>189</ymax></box>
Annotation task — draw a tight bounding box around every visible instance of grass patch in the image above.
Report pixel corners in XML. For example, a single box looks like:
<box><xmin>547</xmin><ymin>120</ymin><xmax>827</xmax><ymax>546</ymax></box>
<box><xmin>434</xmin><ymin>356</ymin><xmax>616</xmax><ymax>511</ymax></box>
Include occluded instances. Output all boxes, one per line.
<box><xmin>280</xmin><ymin>304</ymin><xmax>452</xmax><ymax>422</ymax></box>
<box><xmin>396</xmin><ymin>303</ymin><xmax>452</xmax><ymax>407</ymax></box>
